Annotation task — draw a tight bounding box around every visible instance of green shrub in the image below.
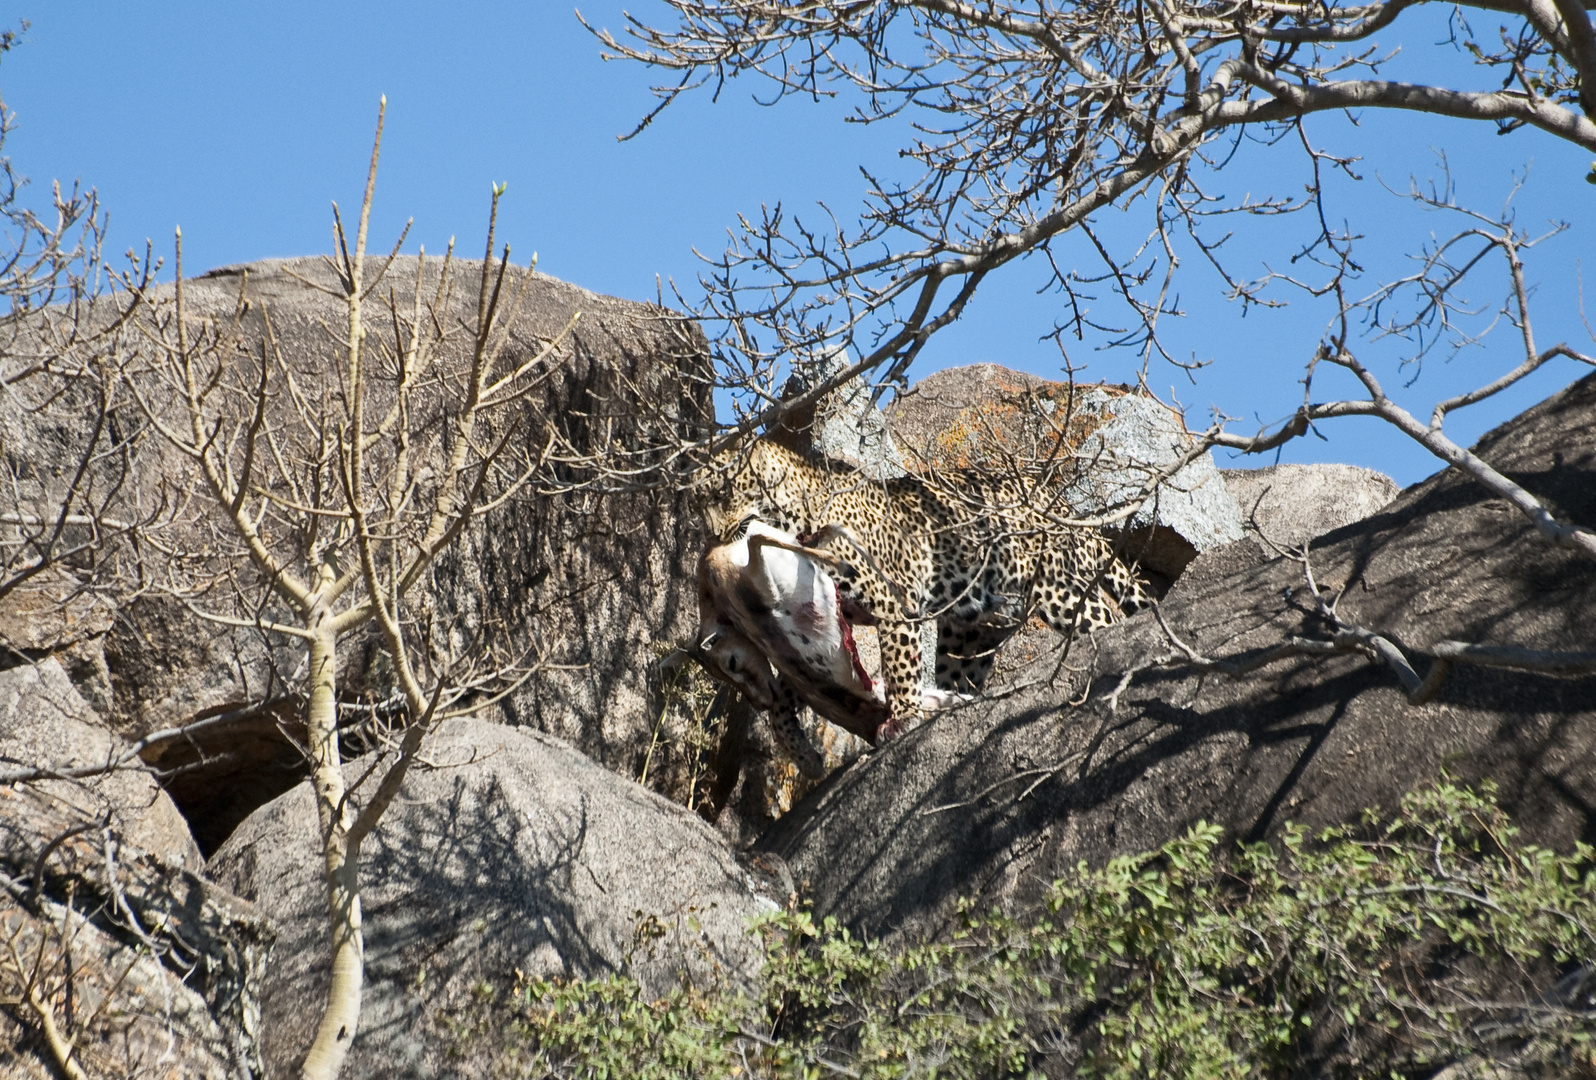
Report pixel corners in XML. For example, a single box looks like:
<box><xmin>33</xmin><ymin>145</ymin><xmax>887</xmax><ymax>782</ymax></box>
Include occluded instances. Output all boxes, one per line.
<box><xmin>500</xmin><ymin>780</ymin><xmax>1596</xmax><ymax>1078</ymax></box>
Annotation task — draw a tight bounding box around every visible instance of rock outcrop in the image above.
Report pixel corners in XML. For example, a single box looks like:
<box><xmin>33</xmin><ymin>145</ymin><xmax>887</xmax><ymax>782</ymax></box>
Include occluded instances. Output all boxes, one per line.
<box><xmin>0</xmin><ymin>574</ymin><xmax>116</xmax><ymax>719</ymax></box>
<box><xmin>0</xmin><ymin>665</ymin><xmax>273</xmax><ymax>1078</ymax></box>
<box><xmin>2</xmin><ymin>258</ymin><xmax>714</xmax><ymax>853</ymax></box>
<box><xmin>208</xmin><ymin>718</ymin><xmax>788</xmax><ymax>1080</ymax></box>
<box><xmin>0</xmin><ymin>659</ymin><xmax>202</xmax><ymax>872</ymax></box>
<box><xmin>6</xmin><ymin>248</ymin><xmax>1592</xmax><ymax>1080</ymax></box>
<box><xmin>885</xmin><ymin>363</ymin><xmax>1060</xmax><ymax>460</ymax></box>
<box><xmin>0</xmin><ymin>659</ymin><xmax>268</xmax><ymax>1077</ymax></box>
<box><xmin>761</xmin><ymin>371</ymin><xmax>1596</xmax><ymax>937</ymax></box>
<box><xmin>887</xmin><ymin>365</ymin><xmax>1244</xmax><ymax>581</ymax></box>
<box><xmin>1061</xmin><ymin>385</ymin><xmax>1244</xmax><ymax>580</ymax></box>
<box><xmin>1223</xmin><ymin>462</ymin><xmax>1401</xmax><ymax>550</ymax></box>
<box><xmin>705</xmin><ymin>362</ymin><xmax>1257</xmax><ymax>831</ymax></box>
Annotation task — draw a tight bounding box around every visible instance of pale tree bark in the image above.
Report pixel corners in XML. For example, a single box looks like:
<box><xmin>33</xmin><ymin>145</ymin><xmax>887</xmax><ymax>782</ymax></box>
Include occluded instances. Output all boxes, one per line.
<box><xmin>300</xmin><ymin>595</ymin><xmax>361</xmax><ymax>1080</ymax></box>
<box><xmin>114</xmin><ymin>99</ymin><xmax>578</xmax><ymax>1080</ymax></box>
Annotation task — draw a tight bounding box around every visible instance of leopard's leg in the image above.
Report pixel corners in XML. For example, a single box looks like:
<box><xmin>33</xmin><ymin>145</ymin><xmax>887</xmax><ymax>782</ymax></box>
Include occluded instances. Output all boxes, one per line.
<box><xmin>935</xmin><ymin>618</ymin><xmax>1013</xmax><ymax>693</ymax></box>
<box><xmin>927</xmin><ymin>556</ymin><xmax>1026</xmax><ymax>693</ymax></box>
<box><xmin>1031</xmin><ymin>538</ymin><xmax>1141</xmax><ymax>636</ymax></box>
<box><xmin>871</xmin><ymin>613</ymin><xmax>930</xmax><ymax>740</ymax></box>
<box><xmin>766</xmin><ymin>677</ymin><xmax>826</xmax><ymax>780</ymax></box>
<box><xmin>1100</xmin><ymin>548</ymin><xmax>1154</xmax><ymax>614</ymax></box>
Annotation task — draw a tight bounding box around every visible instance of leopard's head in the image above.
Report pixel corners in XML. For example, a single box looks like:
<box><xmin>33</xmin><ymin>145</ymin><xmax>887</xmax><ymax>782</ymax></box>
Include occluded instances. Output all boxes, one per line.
<box><xmin>692</xmin><ymin>439</ymin><xmax>794</xmax><ymax>541</ymax></box>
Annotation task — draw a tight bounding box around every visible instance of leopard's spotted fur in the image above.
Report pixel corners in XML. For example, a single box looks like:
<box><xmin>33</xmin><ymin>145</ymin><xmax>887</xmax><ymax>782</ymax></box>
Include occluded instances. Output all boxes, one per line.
<box><xmin>700</xmin><ymin>440</ymin><xmax>1151</xmax><ymax>738</ymax></box>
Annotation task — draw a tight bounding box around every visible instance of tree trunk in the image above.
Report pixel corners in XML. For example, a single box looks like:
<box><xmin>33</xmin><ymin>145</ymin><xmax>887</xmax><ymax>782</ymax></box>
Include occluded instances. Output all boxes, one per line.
<box><xmin>299</xmin><ymin>606</ymin><xmax>363</xmax><ymax>1080</ymax></box>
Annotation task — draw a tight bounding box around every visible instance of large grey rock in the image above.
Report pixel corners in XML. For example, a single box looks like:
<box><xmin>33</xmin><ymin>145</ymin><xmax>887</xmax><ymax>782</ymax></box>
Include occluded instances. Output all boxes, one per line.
<box><xmin>1223</xmin><ymin>463</ymin><xmax>1401</xmax><ymax>550</ymax></box>
<box><xmin>0</xmin><ymin>781</ymin><xmax>273</xmax><ymax>1079</ymax></box>
<box><xmin>0</xmin><ymin>662</ymin><xmax>271</xmax><ymax>1076</ymax></box>
<box><xmin>0</xmin><ymin>658</ymin><xmax>202</xmax><ymax>872</ymax></box>
<box><xmin>3</xmin><ymin>256</ymin><xmax>714</xmax><ymax>850</ymax></box>
<box><xmin>886</xmin><ymin>363</ymin><xmax>1057</xmax><ymax>459</ymax></box>
<box><xmin>0</xmin><ymin>880</ymin><xmax>235</xmax><ymax>1079</ymax></box>
<box><xmin>208</xmin><ymin>717</ymin><xmax>787</xmax><ymax>1080</ymax></box>
<box><xmin>760</xmin><ymin>371</ymin><xmax>1596</xmax><ymax>938</ymax></box>
<box><xmin>1065</xmin><ymin>386</ymin><xmax>1244</xmax><ymax>570</ymax></box>
<box><xmin>888</xmin><ymin>365</ymin><xmax>1244</xmax><ymax>580</ymax></box>
<box><xmin>128</xmin><ymin>257</ymin><xmax>704</xmax><ymax>741</ymax></box>
<box><xmin>0</xmin><ymin>569</ymin><xmax>115</xmax><ymax>718</ymax></box>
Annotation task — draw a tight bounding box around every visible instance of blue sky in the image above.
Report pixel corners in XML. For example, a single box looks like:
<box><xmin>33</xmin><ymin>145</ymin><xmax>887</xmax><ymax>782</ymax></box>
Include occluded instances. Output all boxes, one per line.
<box><xmin>4</xmin><ymin>2</ymin><xmax>1592</xmax><ymax>485</ymax></box>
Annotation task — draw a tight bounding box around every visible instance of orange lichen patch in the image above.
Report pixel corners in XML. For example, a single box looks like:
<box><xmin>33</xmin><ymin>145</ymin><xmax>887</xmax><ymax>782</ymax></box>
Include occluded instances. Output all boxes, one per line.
<box><xmin>757</xmin><ymin>718</ymin><xmax>871</xmax><ymax>818</ymax></box>
<box><xmin>900</xmin><ymin>378</ymin><xmax>1135</xmax><ymax>475</ymax></box>
<box><xmin>762</xmin><ymin>757</ymin><xmax>805</xmax><ymax>818</ymax></box>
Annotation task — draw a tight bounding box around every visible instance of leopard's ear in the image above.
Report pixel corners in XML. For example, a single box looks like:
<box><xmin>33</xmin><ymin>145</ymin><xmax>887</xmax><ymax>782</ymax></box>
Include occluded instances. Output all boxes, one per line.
<box><xmin>700</xmin><ymin>500</ymin><xmax>734</xmax><ymax>541</ymax></box>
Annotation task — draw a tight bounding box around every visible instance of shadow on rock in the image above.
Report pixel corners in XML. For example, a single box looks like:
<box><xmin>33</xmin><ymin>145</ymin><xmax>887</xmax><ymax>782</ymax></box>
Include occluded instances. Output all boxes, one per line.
<box><xmin>762</xmin><ymin>371</ymin><xmax>1596</xmax><ymax>941</ymax></box>
<box><xmin>209</xmin><ymin>718</ymin><xmax>780</xmax><ymax>1080</ymax></box>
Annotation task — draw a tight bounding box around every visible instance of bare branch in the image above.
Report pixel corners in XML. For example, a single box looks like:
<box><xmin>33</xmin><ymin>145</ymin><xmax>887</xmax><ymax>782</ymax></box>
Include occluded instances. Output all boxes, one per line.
<box><xmin>579</xmin><ymin>0</ymin><xmax>1596</xmax><ymax>557</ymax></box>
<box><xmin>1430</xmin><ymin>639</ymin><xmax>1596</xmax><ymax>674</ymax></box>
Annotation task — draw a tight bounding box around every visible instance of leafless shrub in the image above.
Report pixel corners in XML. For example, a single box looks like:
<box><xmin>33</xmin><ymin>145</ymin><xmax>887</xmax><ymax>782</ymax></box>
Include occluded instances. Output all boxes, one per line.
<box><xmin>0</xmin><ymin>98</ymin><xmax>160</xmax><ymax>662</ymax></box>
<box><xmin>101</xmin><ymin>100</ymin><xmax>578</xmax><ymax>1080</ymax></box>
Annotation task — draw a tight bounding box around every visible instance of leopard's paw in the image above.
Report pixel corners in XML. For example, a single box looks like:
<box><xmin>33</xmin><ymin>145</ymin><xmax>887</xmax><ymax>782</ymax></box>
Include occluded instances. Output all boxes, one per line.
<box><xmin>919</xmin><ymin>688</ymin><xmax>971</xmax><ymax>711</ymax></box>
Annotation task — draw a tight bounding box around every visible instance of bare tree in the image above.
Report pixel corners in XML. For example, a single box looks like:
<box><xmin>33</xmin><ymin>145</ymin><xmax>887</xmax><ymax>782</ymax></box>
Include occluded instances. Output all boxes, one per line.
<box><xmin>0</xmin><ymin>93</ymin><xmax>155</xmax><ymax>1080</ymax></box>
<box><xmin>0</xmin><ymin>93</ymin><xmax>254</xmax><ymax>1078</ymax></box>
<box><xmin>1204</xmin><ymin>177</ymin><xmax>1596</xmax><ymax>555</ymax></box>
<box><xmin>116</xmin><ymin>101</ymin><xmax>575</xmax><ymax>1080</ymax></box>
<box><xmin>583</xmin><ymin>0</ymin><xmax>1596</xmax><ymax>553</ymax></box>
<box><xmin>0</xmin><ymin>96</ymin><xmax>157</xmax><ymax>660</ymax></box>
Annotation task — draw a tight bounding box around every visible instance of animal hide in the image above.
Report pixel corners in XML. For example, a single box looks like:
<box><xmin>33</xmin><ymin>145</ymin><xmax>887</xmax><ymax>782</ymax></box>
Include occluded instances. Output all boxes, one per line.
<box><xmin>696</xmin><ymin>520</ymin><xmax>890</xmax><ymax>744</ymax></box>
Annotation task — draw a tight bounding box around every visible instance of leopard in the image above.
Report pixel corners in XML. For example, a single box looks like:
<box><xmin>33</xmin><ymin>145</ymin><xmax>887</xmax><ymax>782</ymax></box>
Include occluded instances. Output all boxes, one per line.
<box><xmin>696</xmin><ymin>438</ymin><xmax>1153</xmax><ymax>741</ymax></box>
